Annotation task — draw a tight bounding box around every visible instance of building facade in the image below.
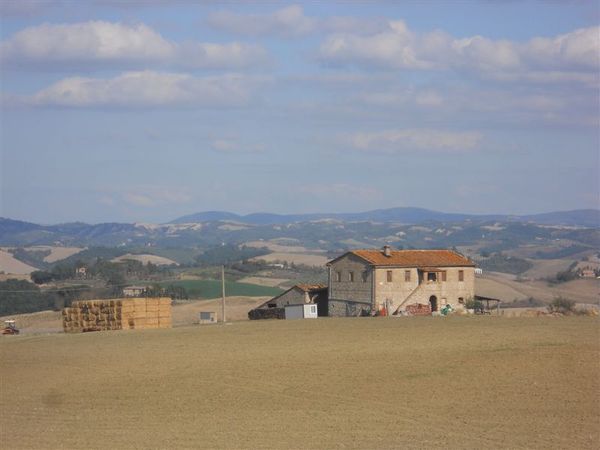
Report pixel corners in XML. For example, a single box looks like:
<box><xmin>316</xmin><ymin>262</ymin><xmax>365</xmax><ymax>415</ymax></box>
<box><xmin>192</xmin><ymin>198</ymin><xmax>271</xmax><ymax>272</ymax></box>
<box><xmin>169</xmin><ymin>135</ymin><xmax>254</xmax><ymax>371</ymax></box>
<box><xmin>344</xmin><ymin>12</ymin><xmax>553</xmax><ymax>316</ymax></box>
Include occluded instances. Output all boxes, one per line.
<box><xmin>327</xmin><ymin>246</ymin><xmax>475</xmax><ymax>316</ymax></box>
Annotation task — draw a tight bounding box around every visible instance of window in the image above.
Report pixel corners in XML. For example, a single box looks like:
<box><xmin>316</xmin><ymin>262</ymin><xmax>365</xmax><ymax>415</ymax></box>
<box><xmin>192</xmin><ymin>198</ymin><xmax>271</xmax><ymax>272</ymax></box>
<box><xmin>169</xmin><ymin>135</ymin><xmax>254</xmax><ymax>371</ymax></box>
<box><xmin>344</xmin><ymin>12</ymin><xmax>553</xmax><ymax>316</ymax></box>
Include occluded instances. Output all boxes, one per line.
<box><xmin>458</xmin><ymin>297</ymin><xmax>464</xmax><ymax>304</ymax></box>
<box><xmin>349</xmin><ymin>271</ymin><xmax>354</xmax><ymax>282</ymax></box>
<box><xmin>404</xmin><ymin>270</ymin><xmax>411</xmax><ymax>282</ymax></box>
<box><xmin>361</xmin><ymin>271</ymin><xmax>368</xmax><ymax>282</ymax></box>
<box><xmin>458</xmin><ymin>270</ymin><xmax>464</xmax><ymax>282</ymax></box>
<box><xmin>427</xmin><ymin>272</ymin><xmax>437</xmax><ymax>282</ymax></box>
<box><xmin>335</xmin><ymin>271</ymin><xmax>341</xmax><ymax>282</ymax></box>
<box><xmin>387</xmin><ymin>270</ymin><xmax>393</xmax><ymax>282</ymax></box>
<box><xmin>441</xmin><ymin>271</ymin><xmax>447</xmax><ymax>282</ymax></box>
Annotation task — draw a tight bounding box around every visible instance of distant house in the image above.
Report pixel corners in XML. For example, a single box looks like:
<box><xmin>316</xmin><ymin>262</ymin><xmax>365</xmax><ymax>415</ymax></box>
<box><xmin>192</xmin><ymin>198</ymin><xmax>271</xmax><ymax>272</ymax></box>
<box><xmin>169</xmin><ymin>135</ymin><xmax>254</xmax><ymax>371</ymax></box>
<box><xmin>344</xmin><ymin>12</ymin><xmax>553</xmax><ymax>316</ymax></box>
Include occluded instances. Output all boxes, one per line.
<box><xmin>581</xmin><ymin>268</ymin><xmax>596</xmax><ymax>278</ymax></box>
<box><xmin>75</xmin><ymin>267</ymin><xmax>87</xmax><ymax>277</ymax></box>
<box><xmin>122</xmin><ymin>285</ymin><xmax>148</xmax><ymax>297</ymax></box>
<box><xmin>326</xmin><ymin>246</ymin><xmax>476</xmax><ymax>317</ymax></box>
<box><xmin>249</xmin><ymin>284</ymin><xmax>328</xmax><ymax>319</ymax></box>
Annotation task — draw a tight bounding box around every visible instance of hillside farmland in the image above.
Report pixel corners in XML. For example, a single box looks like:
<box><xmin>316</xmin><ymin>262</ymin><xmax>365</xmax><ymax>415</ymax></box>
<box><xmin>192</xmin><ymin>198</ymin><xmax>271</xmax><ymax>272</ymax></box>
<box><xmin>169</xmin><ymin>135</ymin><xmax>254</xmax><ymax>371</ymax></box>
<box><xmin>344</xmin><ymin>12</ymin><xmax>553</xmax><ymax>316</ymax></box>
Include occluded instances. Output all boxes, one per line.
<box><xmin>1</xmin><ymin>317</ymin><xmax>598</xmax><ymax>449</ymax></box>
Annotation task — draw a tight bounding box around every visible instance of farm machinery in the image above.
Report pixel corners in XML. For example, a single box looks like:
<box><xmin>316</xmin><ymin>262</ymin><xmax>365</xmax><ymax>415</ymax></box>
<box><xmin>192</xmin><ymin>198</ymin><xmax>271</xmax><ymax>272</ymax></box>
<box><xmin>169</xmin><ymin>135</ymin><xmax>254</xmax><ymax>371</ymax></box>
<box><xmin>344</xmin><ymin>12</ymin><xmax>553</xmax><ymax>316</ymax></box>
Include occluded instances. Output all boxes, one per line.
<box><xmin>2</xmin><ymin>320</ymin><xmax>20</xmax><ymax>335</ymax></box>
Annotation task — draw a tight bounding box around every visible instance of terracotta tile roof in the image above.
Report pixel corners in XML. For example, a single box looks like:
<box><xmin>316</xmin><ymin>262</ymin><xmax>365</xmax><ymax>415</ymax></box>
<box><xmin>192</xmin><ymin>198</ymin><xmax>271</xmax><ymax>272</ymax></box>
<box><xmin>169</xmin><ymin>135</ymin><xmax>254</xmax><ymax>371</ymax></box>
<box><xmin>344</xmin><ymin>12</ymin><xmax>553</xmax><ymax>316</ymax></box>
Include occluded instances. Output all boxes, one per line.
<box><xmin>336</xmin><ymin>249</ymin><xmax>475</xmax><ymax>268</ymax></box>
<box><xmin>294</xmin><ymin>284</ymin><xmax>327</xmax><ymax>292</ymax></box>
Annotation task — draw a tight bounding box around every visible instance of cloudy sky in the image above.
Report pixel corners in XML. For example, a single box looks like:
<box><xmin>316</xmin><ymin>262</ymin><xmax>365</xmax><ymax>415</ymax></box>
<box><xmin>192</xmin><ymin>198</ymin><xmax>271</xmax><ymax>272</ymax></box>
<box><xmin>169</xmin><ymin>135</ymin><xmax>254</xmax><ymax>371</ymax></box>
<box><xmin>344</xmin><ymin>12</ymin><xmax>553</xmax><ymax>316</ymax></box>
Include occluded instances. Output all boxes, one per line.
<box><xmin>1</xmin><ymin>1</ymin><xmax>598</xmax><ymax>224</ymax></box>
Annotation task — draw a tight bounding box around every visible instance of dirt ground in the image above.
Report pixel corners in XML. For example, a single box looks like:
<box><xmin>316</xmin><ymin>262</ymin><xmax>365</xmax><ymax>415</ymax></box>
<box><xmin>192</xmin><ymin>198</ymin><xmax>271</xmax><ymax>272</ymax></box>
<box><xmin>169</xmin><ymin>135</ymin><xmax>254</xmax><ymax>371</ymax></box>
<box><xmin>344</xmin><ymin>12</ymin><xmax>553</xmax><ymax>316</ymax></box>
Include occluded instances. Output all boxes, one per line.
<box><xmin>1</xmin><ymin>317</ymin><xmax>598</xmax><ymax>449</ymax></box>
<box><xmin>172</xmin><ymin>296</ymin><xmax>269</xmax><ymax>324</ymax></box>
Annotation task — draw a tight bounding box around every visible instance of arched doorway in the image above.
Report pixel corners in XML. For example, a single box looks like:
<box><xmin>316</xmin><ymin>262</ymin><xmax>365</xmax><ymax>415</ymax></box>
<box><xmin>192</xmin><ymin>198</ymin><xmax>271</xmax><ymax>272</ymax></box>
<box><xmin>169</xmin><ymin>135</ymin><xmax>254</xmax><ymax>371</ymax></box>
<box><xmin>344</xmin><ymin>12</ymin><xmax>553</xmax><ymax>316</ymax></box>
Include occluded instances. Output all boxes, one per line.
<box><xmin>429</xmin><ymin>295</ymin><xmax>438</xmax><ymax>312</ymax></box>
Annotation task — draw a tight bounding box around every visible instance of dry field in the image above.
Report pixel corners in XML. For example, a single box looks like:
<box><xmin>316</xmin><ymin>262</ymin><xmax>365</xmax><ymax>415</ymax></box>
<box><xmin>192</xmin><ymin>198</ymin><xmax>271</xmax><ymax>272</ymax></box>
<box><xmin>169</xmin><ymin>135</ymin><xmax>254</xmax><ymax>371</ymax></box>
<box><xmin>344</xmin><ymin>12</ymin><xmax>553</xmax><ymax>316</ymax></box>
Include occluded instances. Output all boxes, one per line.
<box><xmin>476</xmin><ymin>272</ymin><xmax>599</xmax><ymax>304</ymax></box>
<box><xmin>27</xmin><ymin>245</ymin><xmax>85</xmax><ymax>263</ymax></box>
<box><xmin>112</xmin><ymin>253</ymin><xmax>179</xmax><ymax>266</ymax></box>
<box><xmin>172</xmin><ymin>296</ymin><xmax>269</xmax><ymax>324</ymax></box>
<box><xmin>0</xmin><ymin>249</ymin><xmax>38</xmax><ymax>274</ymax></box>
<box><xmin>245</xmin><ymin>240</ymin><xmax>319</xmax><ymax>253</ymax></box>
<box><xmin>246</xmin><ymin>240</ymin><xmax>328</xmax><ymax>267</ymax></box>
<box><xmin>1</xmin><ymin>317</ymin><xmax>598</xmax><ymax>449</ymax></box>
<box><xmin>251</xmin><ymin>252</ymin><xmax>329</xmax><ymax>267</ymax></box>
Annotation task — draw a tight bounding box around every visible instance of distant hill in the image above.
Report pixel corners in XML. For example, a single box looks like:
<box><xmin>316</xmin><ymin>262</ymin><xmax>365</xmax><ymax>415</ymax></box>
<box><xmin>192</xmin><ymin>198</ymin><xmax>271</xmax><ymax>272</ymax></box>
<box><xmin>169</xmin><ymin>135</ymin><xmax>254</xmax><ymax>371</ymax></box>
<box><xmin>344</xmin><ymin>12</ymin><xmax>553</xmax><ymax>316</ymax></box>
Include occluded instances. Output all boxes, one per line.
<box><xmin>172</xmin><ymin>207</ymin><xmax>487</xmax><ymax>225</ymax></box>
<box><xmin>520</xmin><ymin>209</ymin><xmax>600</xmax><ymax>227</ymax></box>
<box><xmin>171</xmin><ymin>207</ymin><xmax>599</xmax><ymax>227</ymax></box>
<box><xmin>1</xmin><ymin>208</ymin><xmax>597</xmax><ymax>249</ymax></box>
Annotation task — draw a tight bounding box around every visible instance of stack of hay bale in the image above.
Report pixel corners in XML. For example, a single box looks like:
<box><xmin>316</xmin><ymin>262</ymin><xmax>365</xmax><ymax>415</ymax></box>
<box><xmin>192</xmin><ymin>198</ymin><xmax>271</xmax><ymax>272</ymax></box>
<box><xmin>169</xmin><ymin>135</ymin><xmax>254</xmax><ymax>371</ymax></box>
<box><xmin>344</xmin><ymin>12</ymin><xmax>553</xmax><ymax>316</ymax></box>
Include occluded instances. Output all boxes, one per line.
<box><xmin>62</xmin><ymin>297</ymin><xmax>172</xmax><ymax>333</ymax></box>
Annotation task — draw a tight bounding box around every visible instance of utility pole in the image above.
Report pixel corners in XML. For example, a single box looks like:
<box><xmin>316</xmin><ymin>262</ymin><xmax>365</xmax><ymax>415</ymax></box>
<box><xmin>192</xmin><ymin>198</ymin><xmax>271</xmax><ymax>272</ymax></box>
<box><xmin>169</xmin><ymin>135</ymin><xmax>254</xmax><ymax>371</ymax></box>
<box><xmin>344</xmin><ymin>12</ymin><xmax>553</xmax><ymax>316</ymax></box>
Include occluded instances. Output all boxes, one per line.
<box><xmin>221</xmin><ymin>265</ymin><xmax>226</xmax><ymax>323</ymax></box>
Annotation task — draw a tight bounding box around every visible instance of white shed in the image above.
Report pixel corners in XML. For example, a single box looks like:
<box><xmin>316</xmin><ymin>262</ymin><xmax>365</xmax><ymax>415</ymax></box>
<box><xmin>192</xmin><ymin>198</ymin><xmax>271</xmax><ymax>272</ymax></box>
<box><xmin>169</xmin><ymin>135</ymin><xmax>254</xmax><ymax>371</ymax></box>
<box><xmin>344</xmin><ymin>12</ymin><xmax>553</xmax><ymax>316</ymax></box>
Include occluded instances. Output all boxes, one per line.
<box><xmin>284</xmin><ymin>304</ymin><xmax>318</xmax><ymax>320</ymax></box>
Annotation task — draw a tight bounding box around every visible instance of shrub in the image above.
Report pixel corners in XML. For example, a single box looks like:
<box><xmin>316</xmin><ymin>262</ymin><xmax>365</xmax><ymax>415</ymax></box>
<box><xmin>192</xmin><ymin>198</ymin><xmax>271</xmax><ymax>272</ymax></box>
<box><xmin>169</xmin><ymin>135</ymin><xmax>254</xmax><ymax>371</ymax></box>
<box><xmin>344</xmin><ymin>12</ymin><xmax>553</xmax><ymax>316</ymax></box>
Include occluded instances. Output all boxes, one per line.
<box><xmin>506</xmin><ymin>297</ymin><xmax>545</xmax><ymax>308</ymax></box>
<box><xmin>547</xmin><ymin>296</ymin><xmax>576</xmax><ymax>314</ymax></box>
<box><xmin>465</xmin><ymin>297</ymin><xmax>484</xmax><ymax>313</ymax></box>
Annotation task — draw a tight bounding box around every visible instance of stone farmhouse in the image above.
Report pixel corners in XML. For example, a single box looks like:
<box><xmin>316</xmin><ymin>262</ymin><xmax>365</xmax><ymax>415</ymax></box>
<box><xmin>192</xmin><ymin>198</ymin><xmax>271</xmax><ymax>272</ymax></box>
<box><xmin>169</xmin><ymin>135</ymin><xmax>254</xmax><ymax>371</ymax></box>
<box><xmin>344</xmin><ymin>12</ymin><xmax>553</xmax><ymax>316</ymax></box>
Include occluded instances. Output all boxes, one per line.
<box><xmin>249</xmin><ymin>246</ymin><xmax>477</xmax><ymax>319</ymax></box>
<box><xmin>327</xmin><ymin>246</ymin><xmax>475</xmax><ymax>317</ymax></box>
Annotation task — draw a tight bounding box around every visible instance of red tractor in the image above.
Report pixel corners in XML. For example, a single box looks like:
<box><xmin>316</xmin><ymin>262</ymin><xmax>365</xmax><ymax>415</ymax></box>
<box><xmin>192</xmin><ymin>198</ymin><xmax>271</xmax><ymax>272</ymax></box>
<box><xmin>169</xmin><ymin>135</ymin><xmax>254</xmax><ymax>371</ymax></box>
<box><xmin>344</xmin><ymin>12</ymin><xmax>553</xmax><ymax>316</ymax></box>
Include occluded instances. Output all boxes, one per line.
<box><xmin>1</xmin><ymin>320</ymin><xmax>20</xmax><ymax>335</ymax></box>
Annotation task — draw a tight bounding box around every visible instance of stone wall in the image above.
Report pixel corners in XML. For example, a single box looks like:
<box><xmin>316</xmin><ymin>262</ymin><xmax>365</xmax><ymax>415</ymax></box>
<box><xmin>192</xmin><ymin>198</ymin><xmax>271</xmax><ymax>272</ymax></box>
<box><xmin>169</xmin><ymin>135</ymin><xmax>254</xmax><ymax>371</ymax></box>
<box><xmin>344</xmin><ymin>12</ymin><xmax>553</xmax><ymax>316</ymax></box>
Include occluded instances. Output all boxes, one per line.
<box><xmin>373</xmin><ymin>267</ymin><xmax>420</xmax><ymax>310</ymax></box>
<box><xmin>328</xmin><ymin>299</ymin><xmax>372</xmax><ymax>317</ymax></box>
<box><xmin>373</xmin><ymin>267</ymin><xmax>475</xmax><ymax>313</ymax></box>
<box><xmin>328</xmin><ymin>253</ymin><xmax>372</xmax><ymax>304</ymax></box>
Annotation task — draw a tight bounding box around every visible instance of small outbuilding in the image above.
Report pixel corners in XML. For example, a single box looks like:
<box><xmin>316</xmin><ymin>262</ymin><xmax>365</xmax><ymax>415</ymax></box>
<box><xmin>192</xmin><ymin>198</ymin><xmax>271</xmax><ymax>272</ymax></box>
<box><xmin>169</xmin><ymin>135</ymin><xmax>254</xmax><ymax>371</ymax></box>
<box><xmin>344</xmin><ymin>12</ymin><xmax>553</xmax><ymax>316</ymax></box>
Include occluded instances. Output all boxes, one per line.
<box><xmin>285</xmin><ymin>304</ymin><xmax>318</xmax><ymax>320</ymax></box>
<box><xmin>248</xmin><ymin>284</ymin><xmax>328</xmax><ymax>320</ymax></box>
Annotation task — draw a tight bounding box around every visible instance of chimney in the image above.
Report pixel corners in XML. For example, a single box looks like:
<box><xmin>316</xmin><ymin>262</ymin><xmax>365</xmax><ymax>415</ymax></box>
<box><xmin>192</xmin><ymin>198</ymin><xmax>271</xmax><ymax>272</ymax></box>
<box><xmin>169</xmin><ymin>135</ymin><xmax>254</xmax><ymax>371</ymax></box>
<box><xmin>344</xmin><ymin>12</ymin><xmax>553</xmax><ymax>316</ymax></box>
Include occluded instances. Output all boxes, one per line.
<box><xmin>382</xmin><ymin>245</ymin><xmax>391</xmax><ymax>257</ymax></box>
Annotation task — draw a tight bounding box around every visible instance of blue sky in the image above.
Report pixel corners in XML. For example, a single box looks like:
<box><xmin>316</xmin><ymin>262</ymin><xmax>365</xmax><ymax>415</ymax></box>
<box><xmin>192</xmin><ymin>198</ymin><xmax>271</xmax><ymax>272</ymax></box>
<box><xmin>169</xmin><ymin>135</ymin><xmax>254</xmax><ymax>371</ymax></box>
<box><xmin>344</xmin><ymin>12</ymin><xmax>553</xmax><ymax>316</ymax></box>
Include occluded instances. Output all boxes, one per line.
<box><xmin>1</xmin><ymin>0</ymin><xmax>598</xmax><ymax>224</ymax></box>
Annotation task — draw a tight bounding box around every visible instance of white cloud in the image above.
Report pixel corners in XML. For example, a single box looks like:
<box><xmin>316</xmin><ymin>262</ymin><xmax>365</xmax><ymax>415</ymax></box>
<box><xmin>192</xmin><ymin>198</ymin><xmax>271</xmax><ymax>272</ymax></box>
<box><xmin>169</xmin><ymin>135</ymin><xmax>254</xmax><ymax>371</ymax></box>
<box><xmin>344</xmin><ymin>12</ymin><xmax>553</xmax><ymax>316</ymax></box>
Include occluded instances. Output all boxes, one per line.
<box><xmin>208</xmin><ymin>5</ymin><xmax>388</xmax><ymax>38</ymax></box>
<box><xmin>208</xmin><ymin>5</ymin><xmax>317</xmax><ymax>38</ymax></box>
<box><xmin>319</xmin><ymin>23</ymin><xmax>600</xmax><ymax>83</ymax></box>
<box><xmin>124</xmin><ymin>193</ymin><xmax>155</xmax><ymax>207</ymax></box>
<box><xmin>350</xmin><ymin>129</ymin><xmax>483</xmax><ymax>153</ymax></box>
<box><xmin>27</xmin><ymin>71</ymin><xmax>259</xmax><ymax>108</ymax></box>
<box><xmin>0</xmin><ymin>20</ymin><xmax>268</xmax><ymax>69</ymax></box>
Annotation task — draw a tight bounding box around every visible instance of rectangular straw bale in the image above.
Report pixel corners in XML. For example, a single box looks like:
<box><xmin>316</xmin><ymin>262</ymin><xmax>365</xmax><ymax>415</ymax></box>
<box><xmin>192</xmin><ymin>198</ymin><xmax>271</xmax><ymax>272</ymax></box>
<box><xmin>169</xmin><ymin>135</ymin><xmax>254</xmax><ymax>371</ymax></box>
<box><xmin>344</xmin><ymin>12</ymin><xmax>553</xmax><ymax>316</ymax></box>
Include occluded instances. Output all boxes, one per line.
<box><xmin>145</xmin><ymin>298</ymin><xmax>159</xmax><ymax>307</ymax></box>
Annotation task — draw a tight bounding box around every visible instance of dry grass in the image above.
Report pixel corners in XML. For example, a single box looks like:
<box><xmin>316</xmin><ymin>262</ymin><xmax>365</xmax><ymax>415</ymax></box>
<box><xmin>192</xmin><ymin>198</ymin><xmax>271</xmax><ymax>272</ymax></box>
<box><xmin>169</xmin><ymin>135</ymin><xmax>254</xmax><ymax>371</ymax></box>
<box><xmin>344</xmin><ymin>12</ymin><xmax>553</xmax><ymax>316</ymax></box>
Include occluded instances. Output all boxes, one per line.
<box><xmin>522</xmin><ymin>258</ymin><xmax>576</xmax><ymax>279</ymax></box>
<box><xmin>1</xmin><ymin>317</ymin><xmax>598</xmax><ymax>449</ymax></box>
<box><xmin>476</xmin><ymin>272</ymin><xmax>598</xmax><ymax>304</ymax></box>
<box><xmin>0</xmin><ymin>249</ymin><xmax>38</xmax><ymax>274</ymax></box>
